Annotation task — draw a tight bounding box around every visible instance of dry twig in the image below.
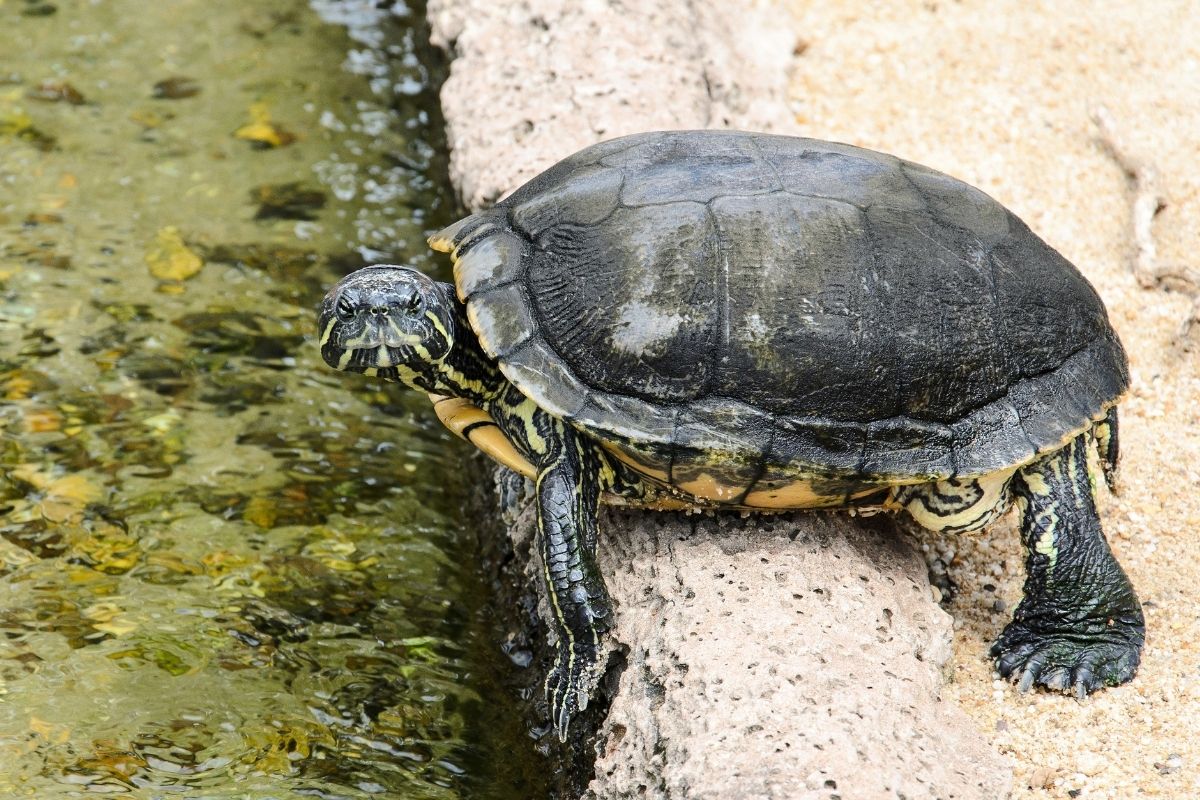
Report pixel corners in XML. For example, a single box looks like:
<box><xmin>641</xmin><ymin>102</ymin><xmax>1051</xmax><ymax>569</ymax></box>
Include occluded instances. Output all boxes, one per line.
<box><xmin>1092</xmin><ymin>104</ymin><xmax>1200</xmax><ymax>347</ymax></box>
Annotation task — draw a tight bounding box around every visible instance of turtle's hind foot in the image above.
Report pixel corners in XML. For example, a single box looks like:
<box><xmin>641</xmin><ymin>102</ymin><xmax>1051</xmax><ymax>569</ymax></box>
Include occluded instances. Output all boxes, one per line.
<box><xmin>991</xmin><ymin>614</ymin><xmax>1144</xmax><ymax>698</ymax></box>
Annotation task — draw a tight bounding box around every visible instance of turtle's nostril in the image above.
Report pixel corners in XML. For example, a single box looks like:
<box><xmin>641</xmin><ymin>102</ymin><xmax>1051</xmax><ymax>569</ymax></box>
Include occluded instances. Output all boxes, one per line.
<box><xmin>370</xmin><ymin>305</ymin><xmax>388</xmax><ymax>316</ymax></box>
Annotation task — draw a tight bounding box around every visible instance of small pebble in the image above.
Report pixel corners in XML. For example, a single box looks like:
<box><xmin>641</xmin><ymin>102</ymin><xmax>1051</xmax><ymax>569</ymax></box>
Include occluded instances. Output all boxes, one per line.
<box><xmin>1027</xmin><ymin>765</ymin><xmax>1056</xmax><ymax>788</ymax></box>
<box><xmin>152</xmin><ymin>76</ymin><xmax>201</xmax><ymax>99</ymax></box>
<box><xmin>1154</xmin><ymin>753</ymin><xmax>1182</xmax><ymax>774</ymax></box>
<box><xmin>27</xmin><ymin>80</ymin><xmax>85</xmax><ymax>104</ymax></box>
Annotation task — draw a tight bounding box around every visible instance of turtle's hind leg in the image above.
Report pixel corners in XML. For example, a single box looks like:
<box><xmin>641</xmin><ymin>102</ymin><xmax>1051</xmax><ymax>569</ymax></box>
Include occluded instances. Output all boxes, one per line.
<box><xmin>992</xmin><ymin>434</ymin><xmax>1144</xmax><ymax>697</ymax></box>
<box><xmin>1092</xmin><ymin>405</ymin><xmax>1121</xmax><ymax>493</ymax></box>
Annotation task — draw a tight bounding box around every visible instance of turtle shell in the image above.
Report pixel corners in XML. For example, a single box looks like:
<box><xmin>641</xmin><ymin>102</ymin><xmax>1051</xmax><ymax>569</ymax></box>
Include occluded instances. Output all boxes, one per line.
<box><xmin>433</xmin><ymin>130</ymin><xmax>1127</xmax><ymax>499</ymax></box>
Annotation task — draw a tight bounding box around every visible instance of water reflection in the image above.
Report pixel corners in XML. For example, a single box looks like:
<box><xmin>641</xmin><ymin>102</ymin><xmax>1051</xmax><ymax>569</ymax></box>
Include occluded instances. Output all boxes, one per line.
<box><xmin>0</xmin><ymin>1</ymin><xmax>545</xmax><ymax>797</ymax></box>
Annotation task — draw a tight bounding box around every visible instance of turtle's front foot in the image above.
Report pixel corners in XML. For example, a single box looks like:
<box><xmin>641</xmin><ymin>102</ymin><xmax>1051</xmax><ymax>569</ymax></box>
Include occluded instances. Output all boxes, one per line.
<box><xmin>545</xmin><ymin>639</ymin><xmax>600</xmax><ymax>741</ymax></box>
<box><xmin>531</xmin><ymin>436</ymin><xmax>613</xmax><ymax>742</ymax></box>
<box><xmin>991</xmin><ymin>612</ymin><xmax>1144</xmax><ymax>698</ymax></box>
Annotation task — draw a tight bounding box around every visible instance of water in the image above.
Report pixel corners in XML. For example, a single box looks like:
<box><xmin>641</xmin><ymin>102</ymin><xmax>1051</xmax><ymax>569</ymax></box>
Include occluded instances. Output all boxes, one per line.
<box><xmin>0</xmin><ymin>1</ymin><xmax>547</xmax><ymax>796</ymax></box>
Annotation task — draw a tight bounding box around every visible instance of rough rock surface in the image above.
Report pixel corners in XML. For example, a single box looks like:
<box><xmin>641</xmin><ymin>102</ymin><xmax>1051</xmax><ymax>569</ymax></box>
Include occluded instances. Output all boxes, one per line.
<box><xmin>427</xmin><ymin>0</ymin><xmax>794</xmax><ymax>208</ymax></box>
<box><xmin>427</xmin><ymin>1</ymin><xmax>1013</xmax><ymax>797</ymax></box>
<box><xmin>589</xmin><ymin>510</ymin><xmax>1010</xmax><ymax>800</ymax></box>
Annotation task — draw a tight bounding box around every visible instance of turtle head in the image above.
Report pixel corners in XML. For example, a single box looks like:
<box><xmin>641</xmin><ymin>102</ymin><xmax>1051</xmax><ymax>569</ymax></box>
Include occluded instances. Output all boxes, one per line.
<box><xmin>318</xmin><ymin>265</ymin><xmax>456</xmax><ymax>390</ymax></box>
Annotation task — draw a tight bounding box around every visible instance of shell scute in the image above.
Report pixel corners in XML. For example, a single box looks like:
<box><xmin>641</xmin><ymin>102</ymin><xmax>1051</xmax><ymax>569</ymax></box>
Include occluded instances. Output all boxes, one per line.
<box><xmin>510</xmin><ymin>164</ymin><xmax>623</xmax><ymax>238</ymax></box>
<box><xmin>950</xmin><ymin>399</ymin><xmax>1034</xmax><ymax>476</ymax></box>
<box><xmin>527</xmin><ymin>201</ymin><xmax>720</xmax><ymax>404</ymax></box>
<box><xmin>901</xmin><ymin>161</ymin><xmax>1011</xmax><ymax>246</ymax></box>
<box><xmin>448</xmin><ymin>131</ymin><xmax>1128</xmax><ymax>490</ymax></box>
<box><xmin>782</xmin><ymin>149</ymin><xmax>925</xmax><ymax>212</ymax></box>
<box><xmin>452</xmin><ymin>228</ymin><xmax>527</xmax><ymax>301</ymax></box>
<box><xmin>465</xmin><ymin>282</ymin><xmax>534</xmax><ymax>359</ymax></box>
<box><xmin>497</xmin><ymin>338</ymin><xmax>591</xmax><ymax>420</ymax></box>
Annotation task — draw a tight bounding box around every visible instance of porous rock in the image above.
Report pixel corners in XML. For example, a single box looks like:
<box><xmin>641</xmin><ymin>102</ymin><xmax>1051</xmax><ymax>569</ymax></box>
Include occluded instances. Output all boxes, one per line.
<box><xmin>427</xmin><ymin>0</ymin><xmax>795</xmax><ymax>209</ymax></box>
<box><xmin>427</xmin><ymin>1</ymin><xmax>1013</xmax><ymax>797</ymax></box>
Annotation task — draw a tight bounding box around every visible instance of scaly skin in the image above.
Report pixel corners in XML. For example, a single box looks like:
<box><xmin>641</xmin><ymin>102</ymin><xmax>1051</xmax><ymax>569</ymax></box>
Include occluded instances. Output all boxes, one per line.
<box><xmin>990</xmin><ymin>434</ymin><xmax>1144</xmax><ymax>696</ymax></box>
<box><xmin>532</xmin><ymin>425</ymin><xmax>612</xmax><ymax>740</ymax></box>
<box><xmin>482</xmin><ymin>385</ymin><xmax>651</xmax><ymax>740</ymax></box>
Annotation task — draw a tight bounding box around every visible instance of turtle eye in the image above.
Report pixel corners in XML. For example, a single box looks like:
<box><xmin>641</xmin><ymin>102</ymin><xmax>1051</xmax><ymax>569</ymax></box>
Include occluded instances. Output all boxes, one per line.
<box><xmin>335</xmin><ymin>294</ymin><xmax>356</xmax><ymax>322</ymax></box>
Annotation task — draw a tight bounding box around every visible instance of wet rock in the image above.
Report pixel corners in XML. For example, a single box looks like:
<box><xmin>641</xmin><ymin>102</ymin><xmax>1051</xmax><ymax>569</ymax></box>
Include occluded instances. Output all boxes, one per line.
<box><xmin>0</xmin><ymin>111</ymin><xmax>57</xmax><ymax>151</ymax></box>
<box><xmin>117</xmin><ymin>352</ymin><xmax>193</xmax><ymax>397</ymax></box>
<box><xmin>200</xmin><ymin>242</ymin><xmax>324</xmax><ymax>278</ymax></box>
<box><xmin>172</xmin><ymin>310</ymin><xmax>302</xmax><ymax>359</ymax></box>
<box><xmin>27</xmin><ymin>80</ymin><xmax>85</xmax><ymax>104</ymax></box>
<box><xmin>23</xmin><ymin>212</ymin><xmax>64</xmax><ymax>226</ymax></box>
<box><xmin>128</xmin><ymin>107</ymin><xmax>170</xmax><ymax>129</ymax></box>
<box><xmin>145</xmin><ymin>226</ymin><xmax>204</xmax><ymax>282</ymax></box>
<box><xmin>151</xmin><ymin>76</ymin><xmax>201</xmax><ymax>99</ymax></box>
<box><xmin>233</xmin><ymin>102</ymin><xmax>295</xmax><ymax>148</ymax></box>
<box><xmin>250</xmin><ymin>182</ymin><xmax>327</xmax><ymax>221</ymax></box>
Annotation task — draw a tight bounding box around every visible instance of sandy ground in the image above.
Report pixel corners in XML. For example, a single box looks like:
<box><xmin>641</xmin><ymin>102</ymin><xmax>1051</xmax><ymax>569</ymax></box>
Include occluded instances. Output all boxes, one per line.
<box><xmin>780</xmin><ymin>1</ymin><xmax>1200</xmax><ymax>796</ymax></box>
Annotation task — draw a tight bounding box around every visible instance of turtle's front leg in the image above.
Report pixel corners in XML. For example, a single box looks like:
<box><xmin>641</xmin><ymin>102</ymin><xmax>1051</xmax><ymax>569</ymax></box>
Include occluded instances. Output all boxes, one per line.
<box><xmin>992</xmin><ymin>434</ymin><xmax>1144</xmax><ymax>696</ymax></box>
<box><xmin>534</xmin><ymin>430</ymin><xmax>612</xmax><ymax>741</ymax></box>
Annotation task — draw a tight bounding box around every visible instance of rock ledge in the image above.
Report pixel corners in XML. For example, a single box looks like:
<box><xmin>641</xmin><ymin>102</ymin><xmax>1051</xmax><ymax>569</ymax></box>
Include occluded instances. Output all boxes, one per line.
<box><xmin>427</xmin><ymin>1</ymin><xmax>1013</xmax><ymax>797</ymax></box>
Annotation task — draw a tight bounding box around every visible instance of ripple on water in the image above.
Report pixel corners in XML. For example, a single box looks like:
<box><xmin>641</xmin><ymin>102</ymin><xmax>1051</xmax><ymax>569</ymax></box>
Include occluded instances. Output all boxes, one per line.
<box><xmin>0</xmin><ymin>1</ymin><xmax>546</xmax><ymax>797</ymax></box>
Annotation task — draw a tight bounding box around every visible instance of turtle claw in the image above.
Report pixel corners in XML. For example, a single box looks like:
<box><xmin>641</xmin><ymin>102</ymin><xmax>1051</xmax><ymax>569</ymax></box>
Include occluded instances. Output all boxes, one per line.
<box><xmin>544</xmin><ymin>641</ymin><xmax>597</xmax><ymax>742</ymax></box>
<box><xmin>991</xmin><ymin>620</ymin><xmax>1143</xmax><ymax>697</ymax></box>
<box><xmin>1039</xmin><ymin>666</ymin><xmax>1071</xmax><ymax>692</ymax></box>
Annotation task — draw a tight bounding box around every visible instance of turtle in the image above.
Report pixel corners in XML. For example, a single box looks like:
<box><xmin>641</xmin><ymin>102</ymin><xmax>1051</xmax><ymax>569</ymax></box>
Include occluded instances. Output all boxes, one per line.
<box><xmin>317</xmin><ymin>130</ymin><xmax>1143</xmax><ymax>741</ymax></box>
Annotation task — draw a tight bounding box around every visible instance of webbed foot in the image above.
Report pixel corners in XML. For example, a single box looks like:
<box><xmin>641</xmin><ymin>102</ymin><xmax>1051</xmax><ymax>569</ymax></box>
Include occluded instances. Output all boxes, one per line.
<box><xmin>991</xmin><ymin>614</ymin><xmax>1143</xmax><ymax>698</ymax></box>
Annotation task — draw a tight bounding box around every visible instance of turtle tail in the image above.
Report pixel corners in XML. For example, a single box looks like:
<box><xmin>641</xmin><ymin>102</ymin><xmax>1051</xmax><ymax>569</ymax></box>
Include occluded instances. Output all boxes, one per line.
<box><xmin>1091</xmin><ymin>405</ymin><xmax>1120</xmax><ymax>494</ymax></box>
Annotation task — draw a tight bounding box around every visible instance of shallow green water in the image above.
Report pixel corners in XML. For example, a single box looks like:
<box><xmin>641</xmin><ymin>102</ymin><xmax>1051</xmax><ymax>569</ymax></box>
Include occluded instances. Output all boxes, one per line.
<box><xmin>0</xmin><ymin>1</ymin><xmax>546</xmax><ymax>796</ymax></box>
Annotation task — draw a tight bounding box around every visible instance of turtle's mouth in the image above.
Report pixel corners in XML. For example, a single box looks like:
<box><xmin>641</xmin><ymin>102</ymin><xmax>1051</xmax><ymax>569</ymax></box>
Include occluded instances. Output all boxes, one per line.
<box><xmin>320</xmin><ymin>316</ymin><xmax>424</xmax><ymax>375</ymax></box>
<box><xmin>336</xmin><ymin>320</ymin><xmax>423</xmax><ymax>356</ymax></box>
<box><xmin>326</xmin><ymin>339</ymin><xmax>406</xmax><ymax>372</ymax></box>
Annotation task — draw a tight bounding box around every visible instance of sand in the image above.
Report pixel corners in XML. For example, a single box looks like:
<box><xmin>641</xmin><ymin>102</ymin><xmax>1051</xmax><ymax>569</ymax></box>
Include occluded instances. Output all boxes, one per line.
<box><xmin>780</xmin><ymin>1</ymin><xmax>1200</xmax><ymax>796</ymax></box>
